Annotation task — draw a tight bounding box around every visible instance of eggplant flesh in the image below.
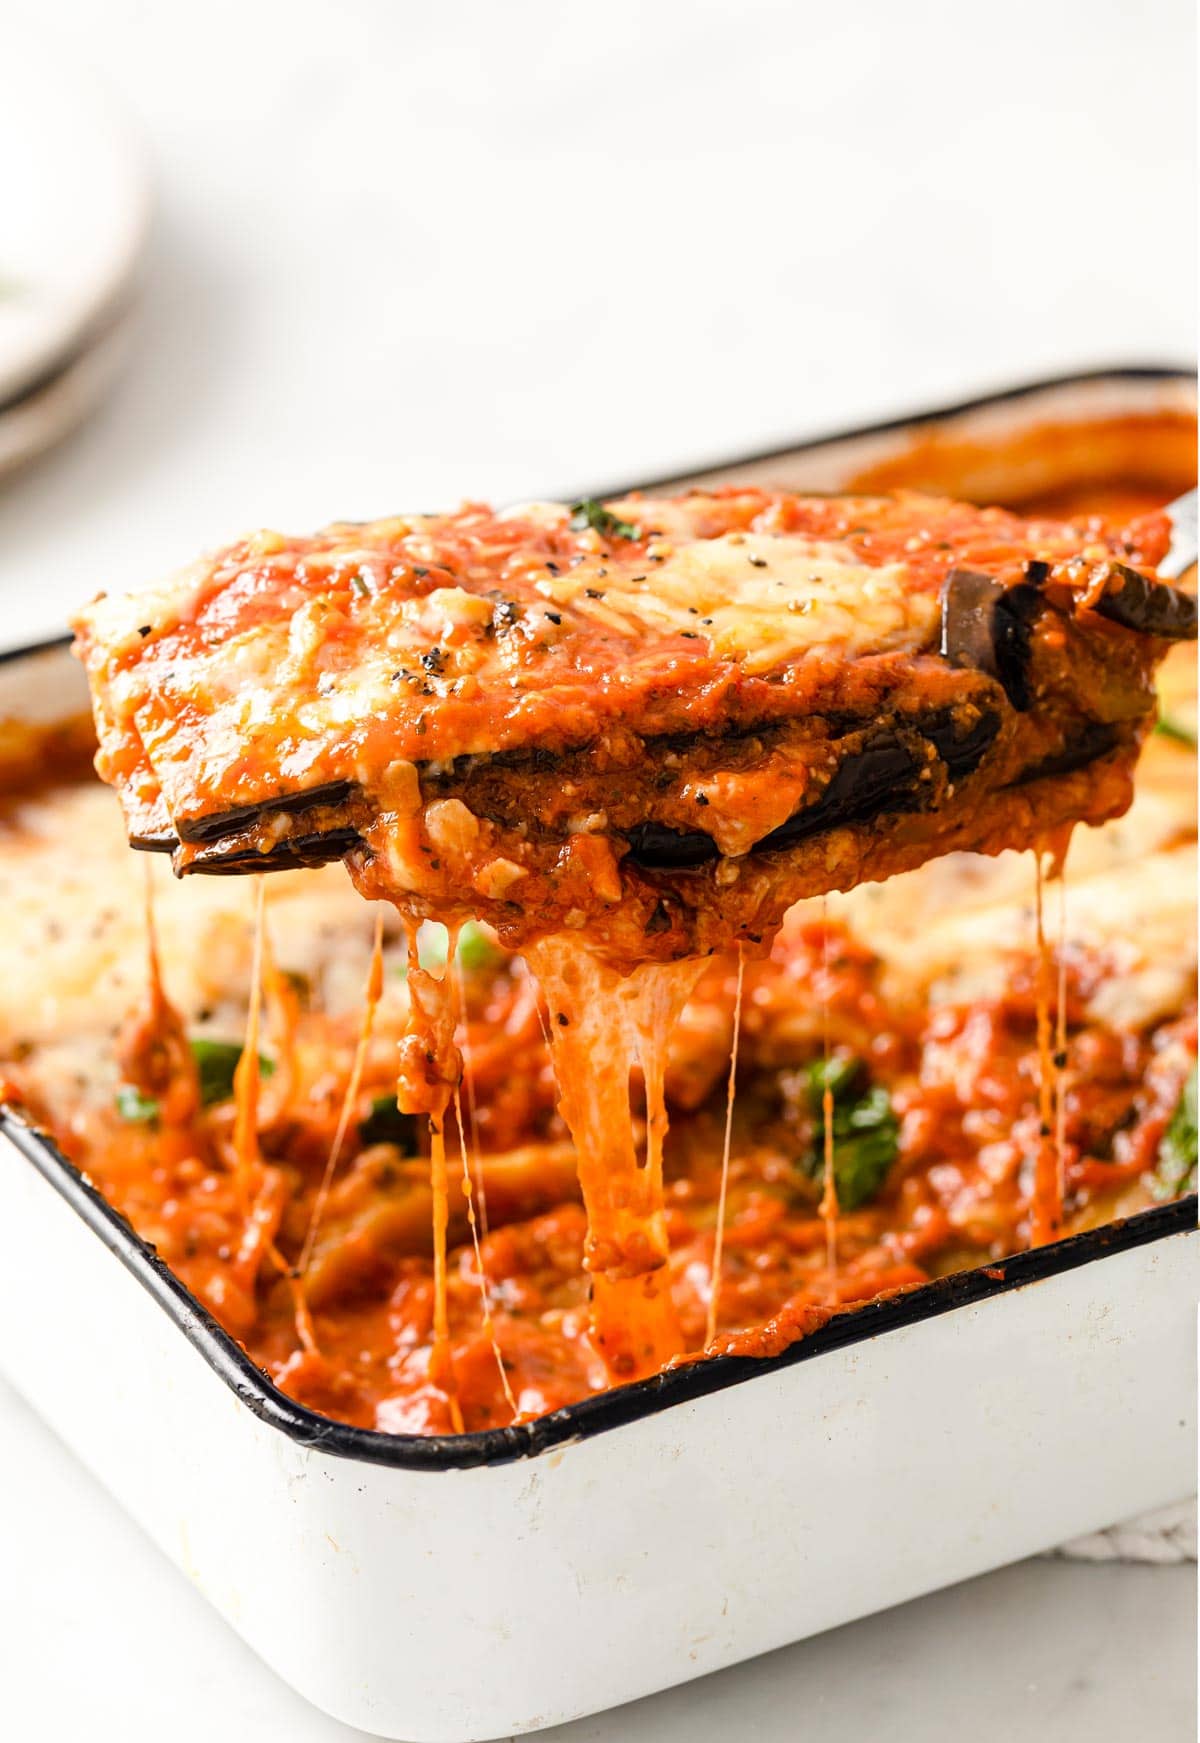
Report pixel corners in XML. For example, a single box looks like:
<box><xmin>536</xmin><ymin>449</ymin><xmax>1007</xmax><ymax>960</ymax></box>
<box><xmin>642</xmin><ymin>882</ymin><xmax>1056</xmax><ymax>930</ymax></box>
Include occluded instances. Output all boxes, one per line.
<box><xmin>623</xmin><ymin>707</ymin><xmax>1130</xmax><ymax>872</ymax></box>
<box><xmin>624</xmin><ymin>707</ymin><xmax>1002</xmax><ymax>871</ymax></box>
<box><xmin>755</xmin><ymin>739</ymin><xmax>924</xmax><ymax>856</ymax></box>
<box><xmin>939</xmin><ymin>569</ymin><xmax>1006</xmax><ymax>681</ymax></box>
<box><xmin>1010</xmin><ymin>722</ymin><xmax>1121</xmax><ymax>786</ymax></box>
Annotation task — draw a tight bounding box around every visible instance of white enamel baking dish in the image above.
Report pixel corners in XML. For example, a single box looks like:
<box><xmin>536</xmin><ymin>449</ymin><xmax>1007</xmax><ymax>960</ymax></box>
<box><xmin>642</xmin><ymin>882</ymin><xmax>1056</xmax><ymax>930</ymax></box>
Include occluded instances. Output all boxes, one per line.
<box><xmin>1</xmin><ymin>367</ymin><xmax>1197</xmax><ymax>1743</ymax></box>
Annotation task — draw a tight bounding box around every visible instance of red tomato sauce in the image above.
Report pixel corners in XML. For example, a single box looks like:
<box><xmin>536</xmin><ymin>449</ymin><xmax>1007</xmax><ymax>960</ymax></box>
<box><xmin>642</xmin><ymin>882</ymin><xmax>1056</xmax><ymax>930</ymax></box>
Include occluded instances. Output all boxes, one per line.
<box><xmin>21</xmin><ymin>911</ymin><xmax>1190</xmax><ymax>1436</ymax></box>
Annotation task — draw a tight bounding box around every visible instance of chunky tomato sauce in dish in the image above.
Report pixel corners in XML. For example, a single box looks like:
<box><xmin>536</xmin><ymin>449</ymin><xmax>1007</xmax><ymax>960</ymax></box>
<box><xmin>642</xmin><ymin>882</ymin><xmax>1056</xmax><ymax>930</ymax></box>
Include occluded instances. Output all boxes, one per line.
<box><xmin>0</xmin><ymin>464</ymin><xmax>1195</xmax><ymax>1436</ymax></box>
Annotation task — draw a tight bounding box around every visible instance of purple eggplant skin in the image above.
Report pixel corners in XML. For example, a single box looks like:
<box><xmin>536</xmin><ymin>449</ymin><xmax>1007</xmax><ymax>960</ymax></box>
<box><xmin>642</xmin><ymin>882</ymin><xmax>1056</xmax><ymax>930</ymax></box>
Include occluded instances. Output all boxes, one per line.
<box><xmin>174</xmin><ymin>826</ymin><xmax>364</xmax><ymax>877</ymax></box>
<box><xmin>622</xmin><ymin>819</ymin><xmax>718</xmax><ymax>869</ymax></box>
<box><xmin>940</xmin><ymin>568</ymin><xmax>1007</xmax><ymax>685</ymax></box>
<box><xmin>1092</xmin><ymin>565</ymin><xmax>1198</xmax><ymax>640</ymax></box>
<box><xmin>926</xmin><ymin>706</ymin><xmax>1002</xmax><ymax>776</ymax></box>
<box><xmin>941</xmin><ymin>562</ymin><xmax>1197</xmax><ymax>718</ymax></box>
<box><xmin>1011</xmin><ymin>722</ymin><xmax>1120</xmax><ymax>786</ymax></box>
<box><xmin>623</xmin><ymin>738</ymin><xmax>924</xmax><ymax>870</ymax></box>
<box><xmin>176</xmin><ymin>779</ymin><xmax>357</xmax><ymax>845</ymax></box>
<box><xmin>754</xmin><ymin>738</ymin><xmax>922</xmax><ymax>856</ymax></box>
<box><xmin>940</xmin><ymin>569</ymin><xmax>1042</xmax><ymax>711</ymax></box>
<box><xmin>750</xmin><ymin>706</ymin><xmax>1001</xmax><ymax>855</ymax></box>
<box><xmin>623</xmin><ymin>706</ymin><xmax>1002</xmax><ymax>871</ymax></box>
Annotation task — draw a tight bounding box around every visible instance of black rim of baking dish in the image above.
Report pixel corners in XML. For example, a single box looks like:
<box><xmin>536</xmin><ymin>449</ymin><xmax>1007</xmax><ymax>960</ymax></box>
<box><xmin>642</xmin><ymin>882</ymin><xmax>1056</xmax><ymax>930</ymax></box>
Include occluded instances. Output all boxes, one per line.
<box><xmin>2</xmin><ymin>1103</ymin><xmax>1195</xmax><ymax>1471</ymax></box>
<box><xmin>1</xmin><ymin>359</ymin><xmax>1195</xmax><ymax>1471</ymax></box>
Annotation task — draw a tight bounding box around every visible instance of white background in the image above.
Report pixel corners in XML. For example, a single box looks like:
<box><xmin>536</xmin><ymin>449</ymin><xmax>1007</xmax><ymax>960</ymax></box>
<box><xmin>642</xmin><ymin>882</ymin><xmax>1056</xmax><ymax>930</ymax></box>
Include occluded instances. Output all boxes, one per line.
<box><xmin>0</xmin><ymin>0</ymin><xmax>1195</xmax><ymax>644</ymax></box>
<box><xmin>1</xmin><ymin>1</ymin><xmax>1195</xmax><ymax>1738</ymax></box>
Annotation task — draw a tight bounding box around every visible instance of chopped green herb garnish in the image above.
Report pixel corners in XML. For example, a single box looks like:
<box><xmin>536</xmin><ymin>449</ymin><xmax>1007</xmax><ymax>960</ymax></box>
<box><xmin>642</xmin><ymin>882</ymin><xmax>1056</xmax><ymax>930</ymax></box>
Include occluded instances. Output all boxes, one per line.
<box><xmin>115</xmin><ymin>1084</ymin><xmax>160</xmax><ymax>1124</ymax></box>
<box><xmin>358</xmin><ymin>1094</ymin><xmax>420</xmax><ymax>1152</ymax></box>
<box><xmin>805</xmin><ymin>1054</ymin><xmax>863</xmax><ymax>1105</ymax></box>
<box><xmin>1152</xmin><ymin>1063</ymin><xmax>1197</xmax><ymax>1200</ymax></box>
<box><xmin>1155</xmin><ymin>713</ymin><xmax>1197</xmax><ymax>749</ymax></box>
<box><xmin>189</xmin><ymin>1037</ymin><xmax>275</xmax><ymax>1107</ymax></box>
<box><xmin>115</xmin><ymin>1039</ymin><xmax>274</xmax><ymax>1120</ymax></box>
<box><xmin>569</xmin><ymin>499</ymin><xmax>642</xmax><ymax>542</ymax></box>
<box><xmin>797</xmin><ymin>1055</ymin><xmax>899</xmax><ymax>1211</ymax></box>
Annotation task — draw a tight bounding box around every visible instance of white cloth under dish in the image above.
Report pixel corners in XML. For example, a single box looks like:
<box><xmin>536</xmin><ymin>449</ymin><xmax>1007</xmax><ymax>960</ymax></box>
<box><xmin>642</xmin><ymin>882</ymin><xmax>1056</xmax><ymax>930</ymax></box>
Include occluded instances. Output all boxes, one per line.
<box><xmin>1051</xmin><ymin>1499</ymin><xmax>1197</xmax><ymax>1563</ymax></box>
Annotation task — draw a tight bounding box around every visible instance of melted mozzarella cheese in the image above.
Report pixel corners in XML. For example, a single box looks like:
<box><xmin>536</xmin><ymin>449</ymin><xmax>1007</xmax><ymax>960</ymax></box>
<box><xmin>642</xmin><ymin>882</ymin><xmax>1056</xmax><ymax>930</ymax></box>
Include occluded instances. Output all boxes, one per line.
<box><xmin>538</xmin><ymin>531</ymin><xmax>937</xmax><ymax>674</ymax></box>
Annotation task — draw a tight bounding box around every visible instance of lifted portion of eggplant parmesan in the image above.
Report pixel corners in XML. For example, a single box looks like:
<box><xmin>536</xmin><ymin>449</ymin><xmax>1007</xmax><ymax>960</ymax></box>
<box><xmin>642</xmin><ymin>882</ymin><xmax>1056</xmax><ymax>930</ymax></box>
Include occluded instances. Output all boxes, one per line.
<box><xmin>73</xmin><ymin>488</ymin><xmax>1192</xmax><ymax>966</ymax></box>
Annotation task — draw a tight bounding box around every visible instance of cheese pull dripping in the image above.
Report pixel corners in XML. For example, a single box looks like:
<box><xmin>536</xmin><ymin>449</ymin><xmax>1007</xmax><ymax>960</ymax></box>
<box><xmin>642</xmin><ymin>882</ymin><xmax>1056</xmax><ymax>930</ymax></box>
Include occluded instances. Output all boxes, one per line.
<box><xmin>1029</xmin><ymin>827</ymin><xmax>1075</xmax><ymax>1248</ymax></box>
<box><xmin>527</xmin><ymin>940</ymin><xmax>704</xmax><ymax>1382</ymax></box>
<box><xmin>296</xmin><ymin>907</ymin><xmax>386</xmax><ymax>1286</ymax></box>
<box><xmin>113</xmin><ymin>858</ymin><xmax>200</xmax><ymax>1130</ymax></box>
<box><xmin>819</xmin><ymin>906</ymin><xmax>839</xmax><ymax>1283</ymax></box>
<box><xmin>397</xmin><ymin>921</ymin><xmax>465</xmax><ymax>1432</ymax></box>
<box><xmin>705</xmin><ymin>947</ymin><xmax>745</xmax><ymax>1348</ymax></box>
<box><xmin>231</xmin><ymin>877</ymin><xmax>267</xmax><ymax>1200</ymax></box>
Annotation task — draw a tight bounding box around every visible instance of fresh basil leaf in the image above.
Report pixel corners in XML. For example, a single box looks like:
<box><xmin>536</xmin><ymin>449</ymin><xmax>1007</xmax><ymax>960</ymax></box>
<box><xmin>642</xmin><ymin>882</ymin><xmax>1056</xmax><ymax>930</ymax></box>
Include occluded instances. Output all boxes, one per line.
<box><xmin>805</xmin><ymin>1054</ymin><xmax>863</xmax><ymax>1105</ymax></box>
<box><xmin>358</xmin><ymin>1094</ymin><xmax>420</xmax><ymax>1152</ymax></box>
<box><xmin>826</xmin><ymin>1086</ymin><xmax>901</xmax><ymax>1211</ymax></box>
<box><xmin>189</xmin><ymin>1037</ymin><xmax>275</xmax><ymax>1107</ymax></box>
<box><xmin>115</xmin><ymin>1084</ymin><xmax>160</xmax><ymax>1124</ymax></box>
<box><xmin>1153</xmin><ymin>1063</ymin><xmax>1198</xmax><ymax>1200</ymax></box>
<box><xmin>569</xmin><ymin>498</ymin><xmax>641</xmax><ymax>542</ymax></box>
<box><xmin>798</xmin><ymin>1055</ymin><xmax>899</xmax><ymax>1211</ymax></box>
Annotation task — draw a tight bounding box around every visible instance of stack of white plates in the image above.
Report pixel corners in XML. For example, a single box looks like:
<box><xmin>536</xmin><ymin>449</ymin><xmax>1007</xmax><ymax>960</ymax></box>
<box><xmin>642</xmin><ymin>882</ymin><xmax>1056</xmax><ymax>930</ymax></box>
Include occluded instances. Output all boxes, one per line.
<box><xmin>0</xmin><ymin>33</ymin><xmax>150</xmax><ymax>479</ymax></box>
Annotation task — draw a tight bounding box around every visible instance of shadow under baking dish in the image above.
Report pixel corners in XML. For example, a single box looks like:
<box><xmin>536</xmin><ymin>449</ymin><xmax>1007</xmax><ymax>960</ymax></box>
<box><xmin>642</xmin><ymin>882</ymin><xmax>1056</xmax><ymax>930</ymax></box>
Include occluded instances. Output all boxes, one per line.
<box><xmin>2</xmin><ymin>1103</ymin><xmax>1193</xmax><ymax>1472</ymax></box>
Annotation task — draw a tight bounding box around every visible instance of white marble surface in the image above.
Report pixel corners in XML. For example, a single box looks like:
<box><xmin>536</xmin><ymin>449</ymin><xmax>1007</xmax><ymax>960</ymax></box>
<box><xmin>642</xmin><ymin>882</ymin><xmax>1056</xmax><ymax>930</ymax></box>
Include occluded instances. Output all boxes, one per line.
<box><xmin>1</xmin><ymin>1</ymin><xmax>1195</xmax><ymax>1737</ymax></box>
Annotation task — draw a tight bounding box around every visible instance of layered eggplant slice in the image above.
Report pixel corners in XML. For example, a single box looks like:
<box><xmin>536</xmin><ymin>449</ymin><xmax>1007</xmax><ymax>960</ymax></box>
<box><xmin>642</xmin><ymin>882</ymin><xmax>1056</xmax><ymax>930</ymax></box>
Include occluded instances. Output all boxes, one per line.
<box><xmin>72</xmin><ymin>489</ymin><xmax>1193</xmax><ymax>965</ymax></box>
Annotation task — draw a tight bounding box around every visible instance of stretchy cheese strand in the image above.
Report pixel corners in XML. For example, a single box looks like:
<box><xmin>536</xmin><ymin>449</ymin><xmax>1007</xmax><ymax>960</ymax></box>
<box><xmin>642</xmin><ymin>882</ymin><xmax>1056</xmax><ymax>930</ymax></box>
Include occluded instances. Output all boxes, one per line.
<box><xmin>527</xmin><ymin>941</ymin><xmax>701</xmax><ymax>1382</ymax></box>
<box><xmin>453</xmin><ymin>1081</ymin><xmax>517</xmax><ymax>1420</ymax></box>
<box><xmin>820</xmin><ymin>901</ymin><xmax>839</xmax><ymax>1284</ymax></box>
<box><xmin>297</xmin><ymin>906</ymin><xmax>386</xmax><ymax>1282</ymax></box>
<box><xmin>706</xmin><ymin>946</ymin><xmax>744</xmax><ymax>1348</ymax></box>
<box><xmin>1030</xmin><ymin>851</ymin><xmax>1062</xmax><ymax>1246</ymax></box>
<box><xmin>232</xmin><ymin>878</ymin><xmax>267</xmax><ymax>1206</ymax></box>
<box><xmin>453</xmin><ymin>954</ymin><xmax>490</xmax><ymax>1246</ymax></box>
<box><xmin>1055</xmin><ymin>866</ymin><xmax>1070</xmax><ymax>1211</ymax></box>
